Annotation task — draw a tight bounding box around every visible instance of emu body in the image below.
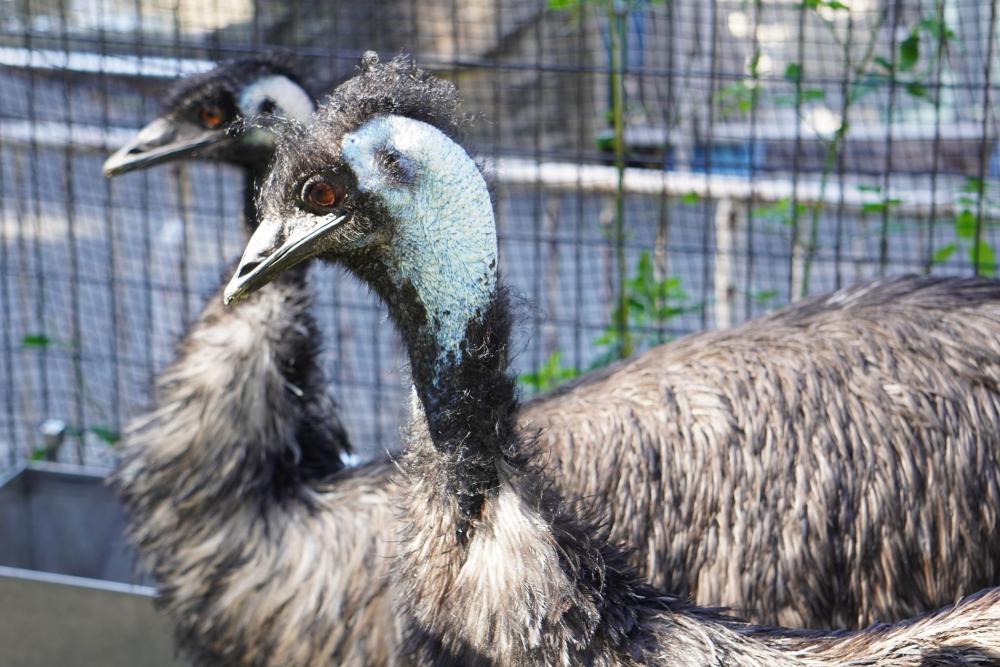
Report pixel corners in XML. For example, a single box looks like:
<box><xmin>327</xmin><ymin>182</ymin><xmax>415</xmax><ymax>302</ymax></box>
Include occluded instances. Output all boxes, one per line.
<box><xmin>116</xmin><ymin>56</ymin><xmax>1000</xmax><ymax>666</ymax></box>
<box><xmin>527</xmin><ymin>275</ymin><xmax>1000</xmax><ymax>627</ymax></box>
<box><xmin>119</xmin><ymin>268</ymin><xmax>1000</xmax><ymax>665</ymax></box>
<box><xmin>124</xmin><ymin>57</ymin><xmax>1000</xmax><ymax>631</ymax></box>
<box><xmin>114</xmin><ymin>272</ymin><xmax>400</xmax><ymax>666</ymax></box>
<box><xmin>229</xmin><ymin>54</ymin><xmax>1000</xmax><ymax>665</ymax></box>
<box><xmin>108</xmin><ymin>58</ymin><xmax>374</xmax><ymax>664</ymax></box>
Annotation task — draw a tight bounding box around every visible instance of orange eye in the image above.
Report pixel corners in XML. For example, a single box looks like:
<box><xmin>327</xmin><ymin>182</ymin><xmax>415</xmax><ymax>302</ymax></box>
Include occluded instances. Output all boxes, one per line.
<box><xmin>304</xmin><ymin>179</ymin><xmax>346</xmax><ymax>210</ymax></box>
<box><xmin>198</xmin><ymin>105</ymin><xmax>226</xmax><ymax>128</ymax></box>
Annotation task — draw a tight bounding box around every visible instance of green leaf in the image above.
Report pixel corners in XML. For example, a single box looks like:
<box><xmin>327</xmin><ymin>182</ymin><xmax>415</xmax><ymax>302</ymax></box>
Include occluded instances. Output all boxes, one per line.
<box><xmin>905</xmin><ymin>82</ymin><xmax>928</xmax><ymax>98</ymax></box>
<box><xmin>718</xmin><ymin>82</ymin><xmax>756</xmax><ymax>116</ymax></box>
<box><xmin>963</xmin><ymin>177</ymin><xmax>985</xmax><ymax>194</ymax></box>
<box><xmin>857</xmin><ymin>184</ymin><xmax>882</xmax><ymax>193</ymax></box>
<box><xmin>874</xmin><ymin>56</ymin><xmax>893</xmax><ymax>72</ymax></box>
<box><xmin>860</xmin><ymin>198</ymin><xmax>900</xmax><ymax>214</ymax></box>
<box><xmin>518</xmin><ymin>351</ymin><xmax>579</xmax><ymax>393</ymax></box>
<box><xmin>595</xmin><ymin>134</ymin><xmax>616</xmax><ymax>152</ymax></box>
<box><xmin>656</xmin><ymin>305</ymin><xmax>687</xmax><ymax>319</ymax></box>
<box><xmin>932</xmin><ymin>243</ymin><xmax>958</xmax><ymax>264</ymax></box>
<box><xmin>971</xmin><ymin>241</ymin><xmax>997</xmax><ymax>276</ymax></box>
<box><xmin>637</xmin><ymin>251</ymin><xmax>654</xmax><ymax>281</ymax></box>
<box><xmin>919</xmin><ymin>17</ymin><xmax>955</xmax><ymax>42</ymax></box>
<box><xmin>548</xmin><ymin>0</ymin><xmax>580</xmax><ymax>10</ymax></box>
<box><xmin>783</xmin><ymin>63</ymin><xmax>802</xmax><ymax>83</ymax></box>
<box><xmin>594</xmin><ymin>329</ymin><xmax>617</xmax><ymax>346</ymax></box>
<box><xmin>801</xmin><ymin>88</ymin><xmax>826</xmax><ymax>102</ymax></box>
<box><xmin>851</xmin><ymin>73</ymin><xmax>887</xmax><ymax>103</ymax></box>
<box><xmin>804</xmin><ymin>0</ymin><xmax>850</xmax><ymax>9</ymax></box>
<box><xmin>899</xmin><ymin>32</ymin><xmax>920</xmax><ymax>71</ymax></box>
<box><xmin>681</xmin><ymin>191</ymin><xmax>702</xmax><ymax>205</ymax></box>
<box><xmin>88</xmin><ymin>426</ymin><xmax>121</xmax><ymax>446</ymax></box>
<box><xmin>592</xmin><ymin>254</ymin><xmax>693</xmax><ymax>360</ymax></box>
<box><xmin>753</xmin><ymin>289</ymin><xmax>779</xmax><ymax>303</ymax></box>
<box><xmin>753</xmin><ymin>197</ymin><xmax>790</xmax><ymax>219</ymax></box>
<box><xmin>956</xmin><ymin>209</ymin><xmax>978</xmax><ymax>239</ymax></box>
<box><xmin>30</xmin><ymin>447</ymin><xmax>48</xmax><ymax>461</ymax></box>
<box><xmin>22</xmin><ymin>334</ymin><xmax>53</xmax><ymax>348</ymax></box>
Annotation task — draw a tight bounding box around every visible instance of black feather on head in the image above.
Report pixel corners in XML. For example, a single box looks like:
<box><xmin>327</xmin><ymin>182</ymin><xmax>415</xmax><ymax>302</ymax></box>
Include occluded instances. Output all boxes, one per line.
<box><xmin>162</xmin><ymin>52</ymin><xmax>312</xmax><ymax>119</ymax></box>
<box><xmin>316</xmin><ymin>52</ymin><xmax>470</xmax><ymax>146</ymax></box>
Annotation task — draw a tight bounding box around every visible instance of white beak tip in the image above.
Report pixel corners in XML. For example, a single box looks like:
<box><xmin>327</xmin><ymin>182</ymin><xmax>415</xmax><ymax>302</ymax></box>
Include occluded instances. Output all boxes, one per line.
<box><xmin>222</xmin><ymin>285</ymin><xmax>247</xmax><ymax>306</ymax></box>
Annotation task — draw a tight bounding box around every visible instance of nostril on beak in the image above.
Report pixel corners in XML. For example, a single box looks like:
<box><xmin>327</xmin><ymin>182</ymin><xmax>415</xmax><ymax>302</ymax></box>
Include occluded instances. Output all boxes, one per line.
<box><xmin>238</xmin><ymin>260</ymin><xmax>262</xmax><ymax>278</ymax></box>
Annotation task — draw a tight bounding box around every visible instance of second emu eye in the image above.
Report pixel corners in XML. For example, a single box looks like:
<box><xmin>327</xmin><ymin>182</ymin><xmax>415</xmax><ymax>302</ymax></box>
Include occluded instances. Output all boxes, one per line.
<box><xmin>198</xmin><ymin>105</ymin><xmax>227</xmax><ymax>129</ymax></box>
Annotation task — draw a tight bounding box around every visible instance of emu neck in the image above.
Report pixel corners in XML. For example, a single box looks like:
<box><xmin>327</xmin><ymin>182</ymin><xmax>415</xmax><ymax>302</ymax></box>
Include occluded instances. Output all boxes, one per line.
<box><xmin>367</xmin><ymin>261</ymin><xmax>516</xmax><ymax>522</ymax></box>
<box><xmin>340</xmin><ymin>113</ymin><xmax>508</xmax><ymax>521</ymax></box>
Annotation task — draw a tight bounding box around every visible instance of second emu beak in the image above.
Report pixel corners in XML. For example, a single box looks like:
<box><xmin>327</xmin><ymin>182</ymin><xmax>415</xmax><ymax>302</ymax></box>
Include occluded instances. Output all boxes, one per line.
<box><xmin>103</xmin><ymin>116</ymin><xmax>227</xmax><ymax>177</ymax></box>
<box><xmin>224</xmin><ymin>213</ymin><xmax>348</xmax><ymax>305</ymax></box>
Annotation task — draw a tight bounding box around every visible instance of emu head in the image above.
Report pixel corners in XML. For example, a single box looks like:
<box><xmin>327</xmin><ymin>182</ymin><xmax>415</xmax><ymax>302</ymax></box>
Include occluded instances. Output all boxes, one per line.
<box><xmin>225</xmin><ymin>54</ymin><xmax>497</xmax><ymax>362</ymax></box>
<box><xmin>103</xmin><ymin>55</ymin><xmax>314</xmax><ymax>177</ymax></box>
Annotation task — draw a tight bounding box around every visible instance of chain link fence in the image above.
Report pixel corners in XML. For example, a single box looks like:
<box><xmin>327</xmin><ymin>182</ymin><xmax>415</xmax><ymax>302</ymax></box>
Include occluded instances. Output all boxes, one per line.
<box><xmin>0</xmin><ymin>0</ymin><xmax>997</xmax><ymax>465</ymax></box>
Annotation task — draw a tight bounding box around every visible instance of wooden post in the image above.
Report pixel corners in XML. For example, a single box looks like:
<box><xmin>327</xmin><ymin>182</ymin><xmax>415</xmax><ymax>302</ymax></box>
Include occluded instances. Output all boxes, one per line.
<box><xmin>713</xmin><ymin>197</ymin><xmax>747</xmax><ymax>330</ymax></box>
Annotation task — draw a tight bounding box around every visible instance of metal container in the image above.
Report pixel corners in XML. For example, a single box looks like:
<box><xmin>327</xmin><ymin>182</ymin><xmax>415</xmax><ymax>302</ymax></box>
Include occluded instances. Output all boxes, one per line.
<box><xmin>0</xmin><ymin>462</ymin><xmax>182</xmax><ymax>666</ymax></box>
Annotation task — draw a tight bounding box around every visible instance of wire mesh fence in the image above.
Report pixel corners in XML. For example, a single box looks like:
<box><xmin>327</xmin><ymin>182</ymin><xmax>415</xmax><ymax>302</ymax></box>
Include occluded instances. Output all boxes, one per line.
<box><xmin>0</xmin><ymin>0</ymin><xmax>997</xmax><ymax>466</ymax></box>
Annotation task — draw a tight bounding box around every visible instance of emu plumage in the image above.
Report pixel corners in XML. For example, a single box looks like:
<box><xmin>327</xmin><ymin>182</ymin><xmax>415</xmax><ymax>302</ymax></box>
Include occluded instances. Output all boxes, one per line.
<box><xmin>114</xmin><ymin>273</ymin><xmax>399</xmax><ymax>665</ymax></box>
<box><xmin>107</xmin><ymin>58</ymin><xmax>375</xmax><ymax>664</ymax></box>
<box><xmin>114</xmin><ymin>54</ymin><xmax>1000</xmax><ymax>666</ymax></box>
<box><xmin>227</xmin><ymin>53</ymin><xmax>1000</xmax><ymax>665</ymax></box>
<box><xmin>527</xmin><ymin>274</ymin><xmax>1000</xmax><ymax>627</ymax></box>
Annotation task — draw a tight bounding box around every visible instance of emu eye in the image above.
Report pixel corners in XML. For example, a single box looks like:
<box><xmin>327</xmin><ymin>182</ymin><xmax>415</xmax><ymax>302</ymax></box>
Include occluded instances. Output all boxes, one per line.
<box><xmin>199</xmin><ymin>105</ymin><xmax>227</xmax><ymax>129</ymax></box>
<box><xmin>302</xmin><ymin>177</ymin><xmax>347</xmax><ymax>212</ymax></box>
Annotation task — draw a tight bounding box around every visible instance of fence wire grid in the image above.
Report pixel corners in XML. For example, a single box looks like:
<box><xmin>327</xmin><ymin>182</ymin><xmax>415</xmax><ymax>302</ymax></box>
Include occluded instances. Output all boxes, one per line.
<box><xmin>0</xmin><ymin>0</ymin><xmax>998</xmax><ymax>466</ymax></box>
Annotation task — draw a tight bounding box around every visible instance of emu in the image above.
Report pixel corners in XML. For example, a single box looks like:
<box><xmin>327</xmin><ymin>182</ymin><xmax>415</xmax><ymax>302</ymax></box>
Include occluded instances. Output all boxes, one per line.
<box><xmin>104</xmin><ymin>58</ymin><xmax>351</xmax><ymax>473</ymax></box>
<box><xmin>111</xmin><ymin>57</ymin><xmax>1000</xmax><ymax>664</ymax></box>
<box><xmin>225</xmin><ymin>53</ymin><xmax>1000</xmax><ymax>665</ymax></box>
<box><xmin>106</xmin><ymin>58</ymin><xmax>403</xmax><ymax>665</ymax></box>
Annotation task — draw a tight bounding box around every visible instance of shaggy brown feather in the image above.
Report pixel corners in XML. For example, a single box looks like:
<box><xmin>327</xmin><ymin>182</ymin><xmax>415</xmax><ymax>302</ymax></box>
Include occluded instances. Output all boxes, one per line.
<box><xmin>118</xmin><ymin>270</ymin><xmax>1000</xmax><ymax>665</ymax></box>
<box><xmin>524</xmin><ymin>274</ymin><xmax>1000</xmax><ymax>627</ymax></box>
<box><xmin>271</xmin><ymin>52</ymin><xmax>1000</xmax><ymax>628</ymax></box>
<box><xmin>113</xmin><ymin>268</ymin><xmax>399</xmax><ymax>666</ymax></box>
<box><xmin>391</xmin><ymin>284</ymin><xmax>1000</xmax><ymax>665</ymax></box>
<box><xmin>236</xmin><ymin>54</ymin><xmax>1000</xmax><ymax>665</ymax></box>
<box><xmin>116</xmin><ymin>55</ymin><xmax>1000</xmax><ymax>667</ymax></box>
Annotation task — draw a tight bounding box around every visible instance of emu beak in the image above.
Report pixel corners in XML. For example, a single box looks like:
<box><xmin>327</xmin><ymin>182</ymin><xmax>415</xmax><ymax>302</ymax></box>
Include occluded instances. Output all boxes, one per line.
<box><xmin>103</xmin><ymin>117</ymin><xmax>229</xmax><ymax>177</ymax></box>
<box><xmin>224</xmin><ymin>213</ymin><xmax>348</xmax><ymax>305</ymax></box>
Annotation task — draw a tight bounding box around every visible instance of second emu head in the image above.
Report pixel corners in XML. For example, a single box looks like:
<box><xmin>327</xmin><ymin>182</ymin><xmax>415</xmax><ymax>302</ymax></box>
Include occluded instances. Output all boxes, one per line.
<box><xmin>103</xmin><ymin>55</ymin><xmax>314</xmax><ymax>177</ymax></box>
